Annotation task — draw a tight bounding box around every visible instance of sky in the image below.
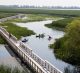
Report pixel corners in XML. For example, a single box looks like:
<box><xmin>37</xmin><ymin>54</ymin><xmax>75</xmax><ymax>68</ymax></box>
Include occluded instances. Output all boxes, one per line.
<box><xmin>0</xmin><ymin>0</ymin><xmax>80</xmax><ymax>7</ymax></box>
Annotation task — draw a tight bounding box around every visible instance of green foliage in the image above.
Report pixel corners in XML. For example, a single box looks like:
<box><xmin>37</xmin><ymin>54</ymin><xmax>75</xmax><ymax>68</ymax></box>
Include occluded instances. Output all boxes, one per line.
<box><xmin>27</xmin><ymin>14</ymin><xmax>59</xmax><ymax>21</ymax></box>
<box><xmin>0</xmin><ymin>12</ymin><xmax>17</xmax><ymax>18</ymax></box>
<box><xmin>45</xmin><ymin>18</ymin><xmax>73</xmax><ymax>30</ymax></box>
<box><xmin>9</xmin><ymin>14</ymin><xmax>59</xmax><ymax>23</ymax></box>
<box><xmin>0</xmin><ymin>65</ymin><xmax>26</xmax><ymax>73</ymax></box>
<box><xmin>65</xmin><ymin>19</ymin><xmax>80</xmax><ymax>50</ymax></box>
<box><xmin>50</xmin><ymin>19</ymin><xmax>80</xmax><ymax>65</ymax></box>
<box><xmin>0</xmin><ymin>7</ymin><xmax>80</xmax><ymax>17</ymax></box>
<box><xmin>0</xmin><ymin>22</ymin><xmax>34</xmax><ymax>40</ymax></box>
<box><xmin>0</xmin><ymin>36</ymin><xmax>6</xmax><ymax>44</ymax></box>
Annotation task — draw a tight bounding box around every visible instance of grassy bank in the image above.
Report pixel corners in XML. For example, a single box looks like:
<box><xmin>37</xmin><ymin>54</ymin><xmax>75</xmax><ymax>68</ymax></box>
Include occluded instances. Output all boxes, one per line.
<box><xmin>0</xmin><ymin>22</ymin><xmax>35</xmax><ymax>39</ymax></box>
<box><xmin>0</xmin><ymin>22</ymin><xmax>35</xmax><ymax>43</ymax></box>
<box><xmin>0</xmin><ymin>65</ymin><xmax>25</xmax><ymax>73</ymax></box>
<box><xmin>45</xmin><ymin>18</ymin><xmax>74</xmax><ymax>31</ymax></box>
<box><xmin>50</xmin><ymin>19</ymin><xmax>80</xmax><ymax>65</ymax></box>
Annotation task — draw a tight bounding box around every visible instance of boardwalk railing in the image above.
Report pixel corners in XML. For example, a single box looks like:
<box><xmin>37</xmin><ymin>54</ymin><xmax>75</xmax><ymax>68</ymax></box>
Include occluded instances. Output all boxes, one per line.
<box><xmin>0</xmin><ymin>26</ymin><xmax>63</xmax><ymax>73</ymax></box>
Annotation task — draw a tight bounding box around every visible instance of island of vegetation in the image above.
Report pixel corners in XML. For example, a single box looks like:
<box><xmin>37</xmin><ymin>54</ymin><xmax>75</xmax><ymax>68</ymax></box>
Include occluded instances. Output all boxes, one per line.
<box><xmin>45</xmin><ymin>18</ymin><xmax>74</xmax><ymax>31</ymax></box>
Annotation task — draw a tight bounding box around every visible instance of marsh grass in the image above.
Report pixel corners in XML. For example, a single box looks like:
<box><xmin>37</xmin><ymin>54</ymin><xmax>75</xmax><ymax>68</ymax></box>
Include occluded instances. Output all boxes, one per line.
<box><xmin>0</xmin><ymin>8</ymin><xmax>80</xmax><ymax>17</ymax></box>
<box><xmin>0</xmin><ymin>65</ymin><xmax>26</xmax><ymax>73</ymax></box>
<box><xmin>0</xmin><ymin>22</ymin><xmax>35</xmax><ymax>44</ymax></box>
<box><xmin>0</xmin><ymin>12</ymin><xmax>17</xmax><ymax>18</ymax></box>
<box><xmin>8</xmin><ymin>14</ymin><xmax>61</xmax><ymax>23</ymax></box>
<box><xmin>0</xmin><ymin>36</ymin><xmax>6</xmax><ymax>44</ymax></box>
<box><xmin>45</xmin><ymin>18</ymin><xmax>74</xmax><ymax>31</ymax></box>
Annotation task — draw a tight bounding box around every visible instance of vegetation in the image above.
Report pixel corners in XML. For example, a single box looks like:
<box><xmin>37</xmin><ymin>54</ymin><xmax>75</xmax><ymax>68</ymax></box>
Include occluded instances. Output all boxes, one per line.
<box><xmin>0</xmin><ymin>65</ymin><xmax>26</xmax><ymax>73</ymax></box>
<box><xmin>9</xmin><ymin>14</ymin><xmax>61</xmax><ymax>23</ymax></box>
<box><xmin>0</xmin><ymin>7</ymin><xmax>80</xmax><ymax>17</ymax></box>
<box><xmin>50</xmin><ymin>19</ymin><xmax>80</xmax><ymax>65</ymax></box>
<box><xmin>0</xmin><ymin>36</ymin><xmax>6</xmax><ymax>44</ymax></box>
<box><xmin>24</xmin><ymin>14</ymin><xmax>51</xmax><ymax>22</ymax></box>
<box><xmin>0</xmin><ymin>12</ymin><xmax>17</xmax><ymax>18</ymax></box>
<box><xmin>27</xmin><ymin>14</ymin><xmax>60</xmax><ymax>21</ymax></box>
<box><xmin>0</xmin><ymin>22</ymin><xmax>34</xmax><ymax>39</ymax></box>
<box><xmin>45</xmin><ymin>18</ymin><xmax>74</xmax><ymax>31</ymax></box>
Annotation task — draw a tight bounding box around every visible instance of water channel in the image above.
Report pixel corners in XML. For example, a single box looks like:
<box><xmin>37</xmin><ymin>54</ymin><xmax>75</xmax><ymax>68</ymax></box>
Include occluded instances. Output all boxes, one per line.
<box><xmin>16</xmin><ymin>20</ymin><xmax>78</xmax><ymax>73</ymax></box>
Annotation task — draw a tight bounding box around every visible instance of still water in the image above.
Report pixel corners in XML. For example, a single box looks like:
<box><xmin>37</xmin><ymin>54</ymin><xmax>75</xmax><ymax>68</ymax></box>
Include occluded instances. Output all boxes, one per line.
<box><xmin>16</xmin><ymin>20</ymin><xmax>77</xmax><ymax>73</ymax></box>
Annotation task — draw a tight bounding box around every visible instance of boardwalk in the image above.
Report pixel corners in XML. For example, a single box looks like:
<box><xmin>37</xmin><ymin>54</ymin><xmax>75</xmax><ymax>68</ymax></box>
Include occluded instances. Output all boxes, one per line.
<box><xmin>0</xmin><ymin>15</ymin><xmax>63</xmax><ymax>73</ymax></box>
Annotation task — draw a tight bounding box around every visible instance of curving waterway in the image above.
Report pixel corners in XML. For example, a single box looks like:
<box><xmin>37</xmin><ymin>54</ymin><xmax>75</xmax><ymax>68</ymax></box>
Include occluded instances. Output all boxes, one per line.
<box><xmin>16</xmin><ymin>20</ymin><xmax>77</xmax><ymax>73</ymax></box>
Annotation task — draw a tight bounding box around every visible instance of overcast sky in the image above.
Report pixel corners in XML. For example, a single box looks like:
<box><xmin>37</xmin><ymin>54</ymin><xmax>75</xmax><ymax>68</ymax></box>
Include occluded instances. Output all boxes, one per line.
<box><xmin>0</xmin><ymin>0</ymin><xmax>80</xmax><ymax>7</ymax></box>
